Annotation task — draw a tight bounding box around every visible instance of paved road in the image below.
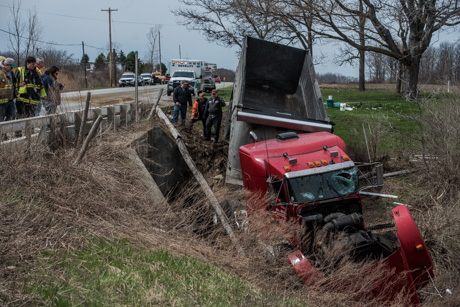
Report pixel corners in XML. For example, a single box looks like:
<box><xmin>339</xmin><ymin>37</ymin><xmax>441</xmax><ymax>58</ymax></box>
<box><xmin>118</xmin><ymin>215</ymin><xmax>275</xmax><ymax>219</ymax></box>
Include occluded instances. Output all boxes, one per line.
<box><xmin>50</xmin><ymin>82</ymin><xmax>232</xmax><ymax>115</ymax></box>
<box><xmin>52</xmin><ymin>84</ymin><xmax>167</xmax><ymax>114</ymax></box>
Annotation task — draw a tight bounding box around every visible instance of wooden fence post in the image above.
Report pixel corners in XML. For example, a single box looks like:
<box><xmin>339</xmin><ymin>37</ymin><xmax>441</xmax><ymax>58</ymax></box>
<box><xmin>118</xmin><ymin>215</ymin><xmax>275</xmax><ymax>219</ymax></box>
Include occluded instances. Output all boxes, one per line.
<box><xmin>73</xmin><ymin>115</ymin><xmax>103</xmax><ymax>165</ymax></box>
<box><xmin>78</xmin><ymin>92</ymin><xmax>91</xmax><ymax>146</ymax></box>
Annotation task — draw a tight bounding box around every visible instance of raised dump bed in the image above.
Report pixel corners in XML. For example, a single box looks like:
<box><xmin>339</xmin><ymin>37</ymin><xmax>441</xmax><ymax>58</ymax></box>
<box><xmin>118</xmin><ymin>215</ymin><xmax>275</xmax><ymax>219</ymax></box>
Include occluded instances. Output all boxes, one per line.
<box><xmin>226</xmin><ymin>36</ymin><xmax>333</xmax><ymax>186</ymax></box>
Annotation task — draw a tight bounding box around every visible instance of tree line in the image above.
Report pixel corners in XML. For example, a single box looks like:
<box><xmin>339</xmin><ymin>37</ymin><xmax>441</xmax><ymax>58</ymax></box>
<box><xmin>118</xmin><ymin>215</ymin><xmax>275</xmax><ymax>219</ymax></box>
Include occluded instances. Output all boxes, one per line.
<box><xmin>83</xmin><ymin>51</ymin><xmax>166</xmax><ymax>75</ymax></box>
<box><xmin>367</xmin><ymin>42</ymin><xmax>460</xmax><ymax>85</ymax></box>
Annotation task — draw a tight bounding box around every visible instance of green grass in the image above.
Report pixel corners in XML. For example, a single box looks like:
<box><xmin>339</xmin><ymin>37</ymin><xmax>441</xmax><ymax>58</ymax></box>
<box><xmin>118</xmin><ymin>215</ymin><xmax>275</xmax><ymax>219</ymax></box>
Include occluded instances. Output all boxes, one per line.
<box><xmin>25</xmin><ymin>237</ymin><xmax>306</xmax><ymax>306</ymax></box>
<box><xmin>322</xmin><ymin>89</ymin><xmax>424</xmax><ymax>154</ymax></box>
<box><xmin>204</xmin><ymin>86</ymin><xmax>424</xmax><ymax>154</ymax></box>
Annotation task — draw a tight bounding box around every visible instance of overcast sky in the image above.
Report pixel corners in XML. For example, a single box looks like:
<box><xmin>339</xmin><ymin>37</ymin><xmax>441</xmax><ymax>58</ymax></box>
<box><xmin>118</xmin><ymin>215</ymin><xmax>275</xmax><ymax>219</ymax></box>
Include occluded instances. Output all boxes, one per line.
<box><xmin>1</xmin><ymin>0</ymin><xmax>457</xmax><ymax>77</ymax></box>
<box><xmin>0</xmin><ymin>0</ymin><xmax>241</xmax><ymax>70</ymax></box>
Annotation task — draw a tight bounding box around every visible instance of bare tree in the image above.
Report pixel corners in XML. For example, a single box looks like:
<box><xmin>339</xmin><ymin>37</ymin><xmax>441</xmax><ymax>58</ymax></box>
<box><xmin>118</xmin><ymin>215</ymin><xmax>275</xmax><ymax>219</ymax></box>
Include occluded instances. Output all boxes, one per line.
<box><xmin>8</xmin><ymin>1</ymin><xmax>25</xmax><ymax>64</ymax></box>
<box><xmin>366</xmin><ymin>51</ymin><xmax>386</xmax><ymax>82</ymax></box>
<box><xmin>146</xmin><ymin>25</ymin><xmax>162</xmax><ymax>69</ymax></box>
<box><xmin>310</xmin><ymin>0</ymin><xmax>460</xmax><ymax>100</ymax></box>
<box><xmin>173</xmin><ymin>0</ymin><xmax>286</xmax><ymax>48</ymax></box>
<box><xmin>8</xmin><ymin>0</ymin><xmax>42</xmax><ymax>65</ymax></box>
<box><xmin>24</xmin><ymin>8</ymin><xmax>42</xmax><ymax>57</ymax></box>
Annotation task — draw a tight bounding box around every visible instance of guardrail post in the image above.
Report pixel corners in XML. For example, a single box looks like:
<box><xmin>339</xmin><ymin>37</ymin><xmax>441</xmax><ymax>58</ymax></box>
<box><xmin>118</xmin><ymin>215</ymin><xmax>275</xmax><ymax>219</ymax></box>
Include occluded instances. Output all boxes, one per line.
<box><xmin>120</xmin><ymin>103</ymin><xmax>128</xmax><ymax>128</ymax></box>
<box><xmin>107</xmin><ymin>106</ymin><xmax>116</xmax><ymax>131</ymax></box>
<box><xmin>74</xmin><ymin>111</ymin><xmax>82</xmax><ymax>144</ymax></box>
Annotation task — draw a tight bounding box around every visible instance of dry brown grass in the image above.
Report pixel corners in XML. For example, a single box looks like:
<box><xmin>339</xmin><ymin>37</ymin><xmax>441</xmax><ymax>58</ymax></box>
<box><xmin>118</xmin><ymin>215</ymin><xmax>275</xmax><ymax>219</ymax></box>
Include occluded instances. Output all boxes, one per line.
<box><xmin>1</xmin><ymin>105</ymin><xmax>459</xmax><ymax>305</ymax></box>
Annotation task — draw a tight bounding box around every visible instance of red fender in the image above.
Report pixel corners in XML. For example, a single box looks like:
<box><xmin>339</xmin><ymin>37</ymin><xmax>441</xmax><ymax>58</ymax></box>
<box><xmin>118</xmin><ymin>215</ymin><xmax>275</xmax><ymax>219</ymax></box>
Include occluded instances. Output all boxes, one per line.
<box><xmin>288</xmin><ymin>251</ymin><xmax>322</xmax><ymax>285</ymax></box>
<box><xmin>393</xmin><ymin>205</ymin><xmax>434</xmax><ymax>287</ymax></box>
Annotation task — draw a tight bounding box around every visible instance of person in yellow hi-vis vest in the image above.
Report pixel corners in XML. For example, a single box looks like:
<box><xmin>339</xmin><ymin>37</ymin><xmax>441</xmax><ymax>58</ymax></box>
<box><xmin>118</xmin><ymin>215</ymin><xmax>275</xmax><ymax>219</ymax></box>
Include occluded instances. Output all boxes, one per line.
<box><xmin>34</xmin><ymin>57</ymin><xmax>45</xmax><ymax>116</ymax></box>
<box><xmin>15</xmin><ymin>56</ymin><xmax>46</xmax><ymax>118</ymax></box>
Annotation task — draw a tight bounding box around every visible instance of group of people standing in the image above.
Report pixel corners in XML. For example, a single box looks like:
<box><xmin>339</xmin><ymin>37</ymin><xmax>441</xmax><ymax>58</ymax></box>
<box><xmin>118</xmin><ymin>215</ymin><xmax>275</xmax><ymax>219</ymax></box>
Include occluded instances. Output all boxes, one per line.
<box><xmin>0</xmin><ymin>55</ymin><xmax>64</xmax><ymax>136</ymax></box>
<box><xmin>172</xmin><ymin>80</ymin><xmax>226</xmax><ymax>143</ymax></box>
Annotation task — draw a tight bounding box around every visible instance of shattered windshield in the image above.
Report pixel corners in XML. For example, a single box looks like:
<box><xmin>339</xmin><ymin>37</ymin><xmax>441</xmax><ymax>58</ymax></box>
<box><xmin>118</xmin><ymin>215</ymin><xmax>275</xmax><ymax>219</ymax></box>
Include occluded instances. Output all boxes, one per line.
<box><xmin>286</xmin><ymin>167</ymin><xmax>358</xmax><ymax>203</ymax></box>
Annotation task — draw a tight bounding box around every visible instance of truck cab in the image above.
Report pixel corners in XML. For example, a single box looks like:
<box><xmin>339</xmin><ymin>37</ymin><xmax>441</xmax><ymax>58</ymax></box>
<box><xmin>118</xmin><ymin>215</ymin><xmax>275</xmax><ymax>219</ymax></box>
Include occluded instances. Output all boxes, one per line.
<box><xmin>152</xmin><ymin>71</ymin><xmax>162</xmax><ymax>84</ymax></box>
<box><xmin>239</xmin><ymin>131</ymin><xmax>362</xmax><ymax>231</ymax></box>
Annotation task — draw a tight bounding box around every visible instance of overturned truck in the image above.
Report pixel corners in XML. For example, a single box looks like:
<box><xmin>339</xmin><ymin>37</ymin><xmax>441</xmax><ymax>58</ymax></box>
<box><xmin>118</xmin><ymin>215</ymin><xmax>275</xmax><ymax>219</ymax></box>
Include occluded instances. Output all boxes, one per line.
<box><xmin>226</xmin><ymin>37</ymin><xmax>433</xmax><ymax>305</ymax></box>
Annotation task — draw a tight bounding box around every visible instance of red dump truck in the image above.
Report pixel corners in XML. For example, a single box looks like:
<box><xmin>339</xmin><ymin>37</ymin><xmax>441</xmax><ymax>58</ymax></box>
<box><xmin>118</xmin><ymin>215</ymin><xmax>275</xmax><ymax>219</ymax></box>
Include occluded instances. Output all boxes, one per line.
<box><xmin>226</xmin><ymin>37</ymin><xmax>434</xmax><ymax>305</ymax></box>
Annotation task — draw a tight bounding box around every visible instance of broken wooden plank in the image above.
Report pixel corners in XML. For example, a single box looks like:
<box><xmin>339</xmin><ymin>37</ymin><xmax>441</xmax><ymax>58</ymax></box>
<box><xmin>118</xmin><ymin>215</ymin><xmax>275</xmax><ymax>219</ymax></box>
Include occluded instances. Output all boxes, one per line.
<box><xmin>155</xmin><ymin>106</ymin><xmax>246</xmax><ymax>257</ymax></box>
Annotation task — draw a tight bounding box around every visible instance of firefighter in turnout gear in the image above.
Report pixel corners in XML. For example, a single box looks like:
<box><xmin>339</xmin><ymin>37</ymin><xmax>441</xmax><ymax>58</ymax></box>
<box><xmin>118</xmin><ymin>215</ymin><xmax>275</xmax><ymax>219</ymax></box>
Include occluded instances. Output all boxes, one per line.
<box><xmin>15</xmin><ymin>56</ymin><xmax>46</xmax><ymax>118</ymax></box>
<box><xmin>0</xmin><ymin>58</ymin><xmax>16</xmax><ymax>118</ymax></box>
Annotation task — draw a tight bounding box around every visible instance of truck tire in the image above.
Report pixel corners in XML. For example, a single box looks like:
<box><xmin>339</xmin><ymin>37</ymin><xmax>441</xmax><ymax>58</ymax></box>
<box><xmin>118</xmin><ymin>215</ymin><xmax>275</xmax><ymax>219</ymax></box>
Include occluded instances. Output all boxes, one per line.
<box><xmin>167</xmin><ymin>90</ymin><xmax>172</xmax><ymax>96</ymax></box>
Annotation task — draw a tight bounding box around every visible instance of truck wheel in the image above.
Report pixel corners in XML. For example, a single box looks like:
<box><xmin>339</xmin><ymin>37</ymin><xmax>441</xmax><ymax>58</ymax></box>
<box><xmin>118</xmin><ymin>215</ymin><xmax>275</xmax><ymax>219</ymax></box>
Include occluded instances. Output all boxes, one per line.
<box><xmin>167</xmin><ymin>90</ymin><xmax>172</xmax><ymax>96</ymax></box>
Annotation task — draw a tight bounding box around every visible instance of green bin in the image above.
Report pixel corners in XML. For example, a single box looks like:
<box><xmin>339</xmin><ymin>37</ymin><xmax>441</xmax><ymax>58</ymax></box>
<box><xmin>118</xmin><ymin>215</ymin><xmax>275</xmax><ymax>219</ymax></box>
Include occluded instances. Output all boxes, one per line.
<box><xmin>326</xmin><ymin>99</ymin><xmax>334</xmax><ymax>108</ymax></box>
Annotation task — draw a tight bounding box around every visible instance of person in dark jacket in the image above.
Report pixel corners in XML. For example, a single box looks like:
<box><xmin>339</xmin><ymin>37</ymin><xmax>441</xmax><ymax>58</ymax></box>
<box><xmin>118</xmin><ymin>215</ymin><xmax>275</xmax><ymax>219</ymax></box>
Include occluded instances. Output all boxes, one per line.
<box><xmin>41</xmin><ymin>66</ymin><xmax>64</xmax><ymax>114</ymax></box>
<box><xmin>189</xmin><ymin>93</ymin><xmax>208</xmax><ymax>139</ymax></box>
<box><xmin>203</xmin><ymin>89</ymin><xmax>225</xmax><ymax>143</ymax></box>
<box><xmin>172</xmin><ymin>80</ymin><xmax>192</xmax><ymax>126</ymax></box>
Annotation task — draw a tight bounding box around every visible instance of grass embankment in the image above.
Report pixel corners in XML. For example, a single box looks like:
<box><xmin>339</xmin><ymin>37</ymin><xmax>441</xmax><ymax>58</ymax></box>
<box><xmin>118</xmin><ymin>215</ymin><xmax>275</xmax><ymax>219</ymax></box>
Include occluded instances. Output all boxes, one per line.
<box><xmin>27</xmin><ymin>238</ymin><xmax>282</xmax><ymax>306</ymax></box>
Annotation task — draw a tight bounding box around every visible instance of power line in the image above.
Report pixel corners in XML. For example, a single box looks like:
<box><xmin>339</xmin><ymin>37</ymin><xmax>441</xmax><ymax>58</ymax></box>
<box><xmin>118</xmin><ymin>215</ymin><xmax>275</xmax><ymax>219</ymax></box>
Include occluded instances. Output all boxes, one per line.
<box><xmin>0</xmin><ymin>4</ymin><xmax>173</xmax><ymax>26</ymax></box>
<box><xmin>0</xmin><ymin>28</ymin><xmax>108</xmax><ymax>51</ymax></box>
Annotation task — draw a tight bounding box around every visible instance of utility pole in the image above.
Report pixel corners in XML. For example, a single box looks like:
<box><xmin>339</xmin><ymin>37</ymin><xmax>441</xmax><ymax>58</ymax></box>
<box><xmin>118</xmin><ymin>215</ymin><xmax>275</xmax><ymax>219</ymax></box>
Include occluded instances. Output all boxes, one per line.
<box><xmin>135</xmin><ymin>51</ymin><xmax>139</xmax><ymax>122</ymax></box>
<box><xmin>179</xmin><ymin>45</ymin><xmax>181</xmax><ymax>59</ymax></box>
<box><xmin>101</xmin><ymin>7</ymin><xmax>118</xmax><ymax>87</ymax></box>
<box><xmin>82</xmin><ymin>41</ymin><xmax>88</xmax><ymax>88</ymax></box>
<box><xmin>158</xmin><ymin>31</ymin><xmax>162</xmax><ymax>75</ymax></box>
<box><xmin>113</xmin><ymin>48</ymin><xmax>117</xmax><ymax>84</ymax></box>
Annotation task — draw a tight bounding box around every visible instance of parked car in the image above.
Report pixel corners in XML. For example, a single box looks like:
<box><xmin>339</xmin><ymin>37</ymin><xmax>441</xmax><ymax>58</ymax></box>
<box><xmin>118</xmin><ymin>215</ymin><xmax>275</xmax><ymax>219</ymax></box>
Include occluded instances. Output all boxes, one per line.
<box><xmin>118</xmin><ymin>73</ymin><xmax>145</xmax><ymax>87</ymax></box>
<box><xmin>164</xmin><ymin>73</ymin><xmax>171</xmax><ymax>82</ymax></box>
<box><xmin>140</xmin><ymin>73</ymin><xmax>154</xmax><ymax>85</ymax></box>
<box><xmin>119</xmin><ymin>73</ymin><xmax>136</xmax><ymax>87</ymax></box>
<box><xmin>137</xmin><ymin>75</ymin><xmax>146</xmax><ymax>86</ymax></box>
<box><xmin>214</xmin><ymin>75</ymin><xmax>221</xmax><ymax>83</ymax></box>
